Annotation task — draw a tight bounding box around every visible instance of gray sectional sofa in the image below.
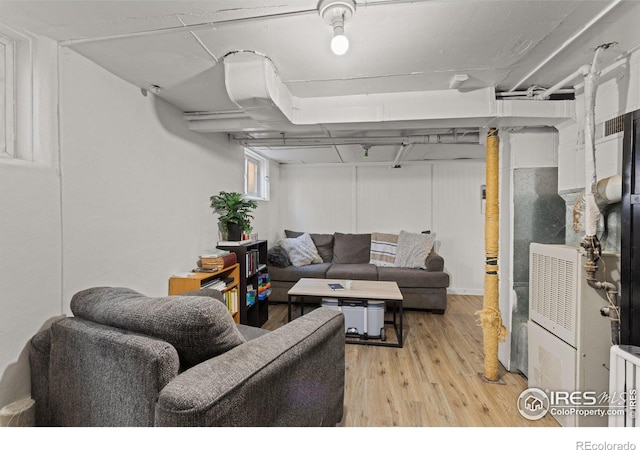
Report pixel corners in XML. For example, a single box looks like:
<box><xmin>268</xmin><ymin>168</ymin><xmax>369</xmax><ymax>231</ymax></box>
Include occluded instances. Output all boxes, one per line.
<box><xmin>268</xmin><ymin>231</ymin><xmax>450</xmax><ymax>313</ymax></box>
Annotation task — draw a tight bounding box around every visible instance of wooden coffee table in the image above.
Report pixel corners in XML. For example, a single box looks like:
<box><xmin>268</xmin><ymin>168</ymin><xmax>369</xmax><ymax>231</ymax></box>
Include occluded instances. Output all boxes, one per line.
<box><xmin>287</xmin><ymin>278</ymin><xmax>404</xmax><ymax>348</ymax></box>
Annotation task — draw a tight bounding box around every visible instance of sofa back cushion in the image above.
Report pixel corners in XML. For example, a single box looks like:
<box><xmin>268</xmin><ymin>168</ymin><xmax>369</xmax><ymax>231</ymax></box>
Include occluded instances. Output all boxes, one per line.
<box><xmin>332</xmin><ymin>233</ymin><xmax>371</xmax><ymax>264</ymax></box>
<box><xmin>70</xmin><ymin>287</ymin><xmax>246</xmax><ymax>368</ymax></box>
<box><xmin>285</xmin><ymin>230</ymin><xmax>334</xmax><ymax>263</ymax></box>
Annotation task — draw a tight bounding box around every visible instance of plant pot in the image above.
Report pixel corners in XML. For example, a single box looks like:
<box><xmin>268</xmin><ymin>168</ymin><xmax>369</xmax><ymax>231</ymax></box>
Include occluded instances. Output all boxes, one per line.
<box><xmin>226</xmin><ymin>222</ymin><xmax>244</xmax><ymax>241</ymax></box>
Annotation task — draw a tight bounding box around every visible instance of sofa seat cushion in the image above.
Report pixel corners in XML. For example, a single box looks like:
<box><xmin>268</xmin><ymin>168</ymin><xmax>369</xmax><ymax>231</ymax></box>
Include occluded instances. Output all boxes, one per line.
<box><xmin>326</xmin><ymin>263</ymin><xmax>378</xmax><ymax>281</ymax></box>
<box><xmin>268</xmin><ymin>263</ymin><xmax>332</xmax><ymax>282</ymax></box>
<box><xmin>377</xmin><ymin>267</ymin><xmax>450</xmax><ymax>288</ymax></box>
<box><xmin>70</xmin><ymin>287</ymin><xmax>246</xmax><ymax>369</ymax></box>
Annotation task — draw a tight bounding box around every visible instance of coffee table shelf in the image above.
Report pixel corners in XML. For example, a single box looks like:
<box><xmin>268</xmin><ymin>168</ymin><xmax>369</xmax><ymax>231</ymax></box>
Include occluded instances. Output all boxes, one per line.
<box><xmin>287</xmin><ymin>278</ymin><xmax>404</xmax><ymax>348</ymax></box>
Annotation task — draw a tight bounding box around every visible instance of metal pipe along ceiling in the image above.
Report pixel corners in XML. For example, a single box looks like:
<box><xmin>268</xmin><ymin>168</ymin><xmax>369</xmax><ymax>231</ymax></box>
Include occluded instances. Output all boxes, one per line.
<box><xmin>235</xmin><ymin>131</ymin><xmax>480</xmax><ymax>148</ymax></box>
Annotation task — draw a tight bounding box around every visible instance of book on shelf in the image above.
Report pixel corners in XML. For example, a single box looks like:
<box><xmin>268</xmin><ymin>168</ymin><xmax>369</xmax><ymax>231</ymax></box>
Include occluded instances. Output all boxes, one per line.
<box><xmin>201</xmin><ymin>248</ymin><xmax>230</xmax><ymax>257</ymax></box>
<box><xmin>198</xmin><ymin>275</ymin><xmax>235</xmax><ymax>291</ymax></box>
<box><xmin>198</xmin><ymin>252</ymin><xmax>237</xmax><ymax>271</ymax></box>
<box><xmin>221</xmin><ymin>277</ymin><xmax>234</xmax><ymax>286</ymax></box>
<box><xmin>201</xmin><ymin>279</ymin><xmax>226</xmax><ymax>290</ymax></box>
<box><xmin>245</xmin><ymin>249</ymin><xmax>261</xmax><ymax>277</ymax></box>
<box><xmin>224</xmin><ymin>287</ymin><xmax>239</xmax><ymax>314</ymax></box>
<box><xmin>193</xmin><ymin>268</ymin><xmax>221</xmax><ymax>274</ymax></box>
<box><xmin>217</xmin><ymin>239</ymin><xmax>253</xmax><ymax>246</ymax></box>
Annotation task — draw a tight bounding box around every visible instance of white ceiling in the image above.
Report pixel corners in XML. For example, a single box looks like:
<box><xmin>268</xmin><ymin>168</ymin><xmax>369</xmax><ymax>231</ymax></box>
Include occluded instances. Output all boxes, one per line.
<box><xmin>1</xmin><ymin>0</ymin><xmax>639</xmax><ymax>164</ymax></box>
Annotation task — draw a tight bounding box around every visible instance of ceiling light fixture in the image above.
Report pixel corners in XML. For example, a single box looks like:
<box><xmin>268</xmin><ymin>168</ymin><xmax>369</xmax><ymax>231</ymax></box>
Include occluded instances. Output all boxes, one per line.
<box><xmin>319</xmin><ymin>0</ymin><xmax>356</xmax><ymax>56</ymax></box>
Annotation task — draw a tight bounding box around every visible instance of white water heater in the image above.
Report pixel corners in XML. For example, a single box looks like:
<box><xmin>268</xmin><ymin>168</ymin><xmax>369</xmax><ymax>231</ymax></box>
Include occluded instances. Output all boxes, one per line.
<box><xmin>528</xmin><ymin>243</ymin><xmax>620</xmax><ymax>427</ymax></box>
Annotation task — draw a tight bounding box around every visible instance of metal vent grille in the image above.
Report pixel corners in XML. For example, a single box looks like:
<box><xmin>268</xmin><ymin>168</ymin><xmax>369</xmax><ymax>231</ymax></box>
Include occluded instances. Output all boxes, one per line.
<box><xmin>605</xmin><ymin>115</ymin><xmax>624</xmax><ymax>137</ymax></box>
<box><xmin>530</xmin><ymin>248</ymin><xmax>577</xmax><ymax>346</ymax></box>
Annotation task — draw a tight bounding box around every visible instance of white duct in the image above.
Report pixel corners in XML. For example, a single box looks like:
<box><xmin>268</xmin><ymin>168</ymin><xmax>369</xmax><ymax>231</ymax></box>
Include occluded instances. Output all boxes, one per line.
<box><xmin>183</xmin><ymin>51</ymin><xmax>574</xmax><ymax>134</ymax></box>
<box><xmin>573</xmin><ymin>174</ymin><xmax>622</xmax><ymax>233</ymax></box>
<box><xmin>584</xmin><ymin>46</ymin><xmax>606</xmax><ymax>238</ymax></box>
<box><xmin>597</xmin><ymin>174</ymin><xmax>623</xmax><ymax>204</ymax></box>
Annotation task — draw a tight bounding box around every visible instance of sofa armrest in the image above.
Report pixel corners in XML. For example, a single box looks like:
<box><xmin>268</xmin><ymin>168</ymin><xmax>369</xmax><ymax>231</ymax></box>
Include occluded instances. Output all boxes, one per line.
<box><xmin>426</xmin><ymin>250</ymin><xmax>445</xmax><ymax>271</ymax></box>
<box><xmin>155</xmin><ymin>307</ymin><xmax>345</xmax><ymax>427</ymax></box>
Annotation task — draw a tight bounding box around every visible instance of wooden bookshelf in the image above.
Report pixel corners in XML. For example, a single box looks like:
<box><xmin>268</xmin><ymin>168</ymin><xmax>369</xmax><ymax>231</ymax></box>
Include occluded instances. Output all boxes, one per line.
<box><xmin>168</xmin><ymin>263</ymin><xmax>240</xmax><ymax>323</ymax></box>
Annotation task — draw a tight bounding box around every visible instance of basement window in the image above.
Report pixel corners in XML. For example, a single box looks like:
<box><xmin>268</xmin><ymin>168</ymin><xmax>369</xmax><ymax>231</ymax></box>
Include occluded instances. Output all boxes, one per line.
<box><xmin>0</xmin><ymin>33</ymin><xmax>14</xmax><ymax>158</ymax></box>
<box><xmin>0</xmin><ymin>25</ymin><xmax>33</xmax><ymax>162</ymax></box>
<box><xmin>244</xmin><ymin>149</ymin><xmax>269</xmax><ymax>201</ymax></box>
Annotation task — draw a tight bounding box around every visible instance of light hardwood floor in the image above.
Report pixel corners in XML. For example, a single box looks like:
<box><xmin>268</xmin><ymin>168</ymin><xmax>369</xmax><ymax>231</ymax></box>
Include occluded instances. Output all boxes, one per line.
<box><xmin>264</xmin><ymin>294</ymin><xmax>560</xmax><ymax>427</ymax></box>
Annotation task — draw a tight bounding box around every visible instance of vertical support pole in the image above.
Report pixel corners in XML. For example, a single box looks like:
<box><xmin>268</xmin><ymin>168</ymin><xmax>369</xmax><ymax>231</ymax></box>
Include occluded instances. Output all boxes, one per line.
<box><xmin>480</xmin><ymin>128</ymin><xmax>508</xmax><ymax>382</ymax></box>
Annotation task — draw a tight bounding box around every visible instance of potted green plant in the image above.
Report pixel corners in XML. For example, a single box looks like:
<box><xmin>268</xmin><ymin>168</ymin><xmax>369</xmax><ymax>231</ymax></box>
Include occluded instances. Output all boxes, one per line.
<box><xmin>210</xmin><ymin>191</ymin><xmax>258</xmax><ymax>241</ymax></box>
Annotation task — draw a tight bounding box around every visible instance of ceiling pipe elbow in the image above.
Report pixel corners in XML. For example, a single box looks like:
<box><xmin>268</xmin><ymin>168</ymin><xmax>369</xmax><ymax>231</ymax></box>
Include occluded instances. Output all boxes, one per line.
<box><xmin>579</xmin><ymin>64</ymin><xmax>591</xmax><ymax>77</ymax></box>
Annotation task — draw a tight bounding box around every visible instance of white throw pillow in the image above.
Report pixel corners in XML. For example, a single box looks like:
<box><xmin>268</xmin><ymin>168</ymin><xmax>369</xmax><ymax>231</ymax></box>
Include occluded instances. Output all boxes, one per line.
<box><xmin>280</xmin><ymin>232</ymin><xmax>323</xmax><ymax>267</ymax></box>
<box><xmin>394</xmin><ymin>230</ymin><xmax>433</xmax><ymax>269</ymax></box>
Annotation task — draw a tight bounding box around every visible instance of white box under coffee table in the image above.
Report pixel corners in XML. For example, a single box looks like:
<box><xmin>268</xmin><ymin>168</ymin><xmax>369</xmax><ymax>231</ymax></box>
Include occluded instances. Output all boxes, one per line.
<box><xmin>287</xmin><ymin>278</ymin><xmax>404</xmax><ymax>348</ymax></box>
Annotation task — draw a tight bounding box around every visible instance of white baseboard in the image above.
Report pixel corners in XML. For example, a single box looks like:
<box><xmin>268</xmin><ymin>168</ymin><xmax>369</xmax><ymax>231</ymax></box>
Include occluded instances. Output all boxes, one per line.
<box><xmin>447</xmin><ymin>288</ymin><xmax>483</xmax><ymax>296</ymax></box>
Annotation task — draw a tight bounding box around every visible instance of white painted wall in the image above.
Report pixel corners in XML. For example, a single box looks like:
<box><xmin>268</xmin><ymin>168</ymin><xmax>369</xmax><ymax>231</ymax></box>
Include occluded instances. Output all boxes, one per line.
<box><xmin>278</xmin><ymin>165</ymin><xmax>354</xmax><ymax>235</ymax></box>
<box><xmin>1</xmin><ymin>43</ymin><xmax>274</xmax><ymax>408</ymax></box>
<box><xmin>357</xmin><ymin>165</ymin><xmax>432</xmax><ymax>233</ymax></box>
<box><xmin>432</xmin><ymin>162</ymin><xmax>486</xmax><ymax>294</ymax></box>
<box><xmin>0</xmin><ymin>162</ymin><xmax>62</xmax><ymax>408</ymax></box>
<box><xmin>0</xmin><ymin>36</ymin><xmax>62</xmax><ymax>409</ymax></box>
<box><xmin>59</xmin><ymin>48</ymin><xmax>253</xmax><ymax>309</ymax></box>
<box><xmin>279</xmin><ymin>160</ymin><xmax>486</xmax><ymax>294</ymax></box>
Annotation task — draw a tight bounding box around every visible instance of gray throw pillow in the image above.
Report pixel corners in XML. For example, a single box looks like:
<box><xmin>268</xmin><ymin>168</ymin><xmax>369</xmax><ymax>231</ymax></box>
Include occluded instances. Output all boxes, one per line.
<box><xmin>70</xmin><ymin>287</ymin><xmax>246</xmax><ymax>368</ymax></box>
<box><xmin>267</xmin><ymin>245</ymin><xmax>291</xmax><ymax>267</ymax></box>
<box><xmin>395</xmin><ymin>230</ymin><xmax>434</xmax><ymax>269</ymax></box>
<box><xmin>279</xmin><ymin>232</ymin><xmax>323</xmax><ymax>267</ymax></box>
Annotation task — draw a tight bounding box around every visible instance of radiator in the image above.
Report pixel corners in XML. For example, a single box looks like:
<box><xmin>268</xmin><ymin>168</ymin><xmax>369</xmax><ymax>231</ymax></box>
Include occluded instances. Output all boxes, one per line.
<box><xmin>609</xmin><ymin>345</ymin><xmax>640</xmax><ymax>427</ymax></box>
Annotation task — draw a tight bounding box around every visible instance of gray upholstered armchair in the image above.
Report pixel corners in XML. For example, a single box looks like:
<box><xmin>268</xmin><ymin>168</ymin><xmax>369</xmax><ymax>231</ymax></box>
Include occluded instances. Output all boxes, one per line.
<box><xmin>29</xmin><ymin>287</ymin><xmax>345</xmax><ymax>427</ymax></box>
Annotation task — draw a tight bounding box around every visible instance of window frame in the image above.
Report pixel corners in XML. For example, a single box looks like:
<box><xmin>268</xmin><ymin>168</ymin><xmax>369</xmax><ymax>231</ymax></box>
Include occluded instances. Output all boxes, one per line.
<box><xmin>0</xmin><ymin>33</ymin><xmax>15</xmax><ymax>159</ymax></box>
<box><xmin>244</xmin><ymin>148</ymin><xmax>270</xmax><ymax>201</ymax></box>
<box><xmin>0</xmin><ymin>23</ymin><xmax>34</xmax><ymax>163</ymax></box>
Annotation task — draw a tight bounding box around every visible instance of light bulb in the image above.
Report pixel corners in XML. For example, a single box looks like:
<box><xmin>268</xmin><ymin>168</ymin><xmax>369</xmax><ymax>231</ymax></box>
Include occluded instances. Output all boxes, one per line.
<box><xmin>331</xmin><ymin>34</ymin><xmax>349</xmax><ymax>55</ymax></box>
